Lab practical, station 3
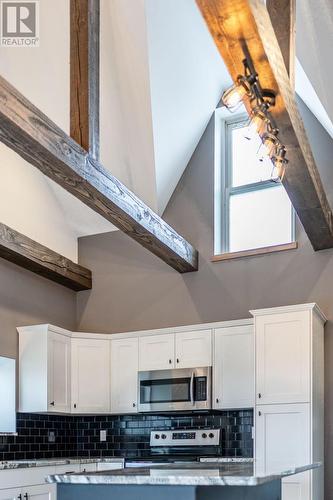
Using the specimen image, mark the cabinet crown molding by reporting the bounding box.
[250,303,326,323]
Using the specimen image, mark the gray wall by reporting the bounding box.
[0,259,76,359]
[77,99,333,498]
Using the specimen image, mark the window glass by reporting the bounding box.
[231,125,273,187]
[229,185,293,252]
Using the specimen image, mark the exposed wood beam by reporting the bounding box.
[0,75,198,273]
[196,0,333,251]
[70,0,100,159]
[0,223,92,291]
[266,0,296,88]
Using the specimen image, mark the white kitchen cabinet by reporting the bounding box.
[0,489,21,500]
[23,484,56,500]
[139,330,213,371]
[139,334,174,371]
[18,325,71,413]
[175,330,212,368]
[0,485,55,500]
[111,337,138,413]
[213,324,254,409]
[252,304,326,500]
[254,309,311,404]
[255,403,311,500]
[71,338,110,413]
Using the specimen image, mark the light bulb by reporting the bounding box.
[272,147,288,180]
[222,77,252,110]
[258,133,279,159]
[244,108,267,140]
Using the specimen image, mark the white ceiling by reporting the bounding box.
[296,0,333,127]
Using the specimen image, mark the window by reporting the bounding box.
[215,112,295,256]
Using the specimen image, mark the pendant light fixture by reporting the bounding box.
[221,58,288,180]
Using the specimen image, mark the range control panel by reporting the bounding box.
[150,429,220,446]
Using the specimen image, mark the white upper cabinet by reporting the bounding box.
[18,325,71,414]
[139,330,212,371]
[175,330,212,368]
[139,334,174,371]
[213,324,254,409]
[47,331,71,413]
[71,338,110,413]
[111,338,138,414]
[254,309,311,404]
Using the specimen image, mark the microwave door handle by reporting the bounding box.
[190,372,195,405]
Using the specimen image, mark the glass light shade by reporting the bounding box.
[273,157,287,180]
[258,133,279,159]
[222,77,251,110]
[244,109,267,140]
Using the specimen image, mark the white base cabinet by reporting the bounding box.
[0,489,22,500]
[213,324,254,409]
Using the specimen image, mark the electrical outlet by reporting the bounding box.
[100,430,106,442]
[48,431,56,443]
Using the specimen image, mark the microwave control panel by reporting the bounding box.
[150,428,220,446]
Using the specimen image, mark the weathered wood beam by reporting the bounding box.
[0,223,92,291]
[267,0,296,88]
[0,75,198,273]
[70,0,100,159]
[196,0,333,251]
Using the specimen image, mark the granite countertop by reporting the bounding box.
[47,462,321,487]
[0,457,124,470]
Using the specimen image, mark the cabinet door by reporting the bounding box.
[139,334,174,371]
[0,489,21,500]
[282,473,310,500]
[47,331,71,413]
[25,484,56,500]
[71,338,110,413]
[256,311,310,404]
[255,403,310,479]
[111,338,138,413]
[175,330,212,368]
[214,325,254,409]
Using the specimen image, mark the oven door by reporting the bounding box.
[138,367,211,412]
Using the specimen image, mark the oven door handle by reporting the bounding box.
[190,371,195,405]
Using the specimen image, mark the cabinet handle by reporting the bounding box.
[74,403,77,409]
[18,495,22,500]
[169,359,172,364]
[132,402,136,408]
[258,411,262,416]
[216,398,219,404]
[24,494,28,500]
[258,393,262,399]
[50,401,55,406]
[176,358,179,364]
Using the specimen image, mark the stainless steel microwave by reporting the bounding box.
[138,367,211,412]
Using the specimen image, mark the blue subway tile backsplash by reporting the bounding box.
[0,410,253,461]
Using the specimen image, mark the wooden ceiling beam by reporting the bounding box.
[0,75,198,273]
[266,0,296,88]
[70,0,100,159]
[0,223,92,291]
[196,0,333,251]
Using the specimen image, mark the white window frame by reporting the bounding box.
[214,108,296,255]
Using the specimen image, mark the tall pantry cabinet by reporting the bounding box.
[251,304,325,500]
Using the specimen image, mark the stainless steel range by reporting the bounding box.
[125,428,221,468]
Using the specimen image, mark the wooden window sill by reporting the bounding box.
[212,242,298,262]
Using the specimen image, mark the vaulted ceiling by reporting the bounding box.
[0,0,331,263]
